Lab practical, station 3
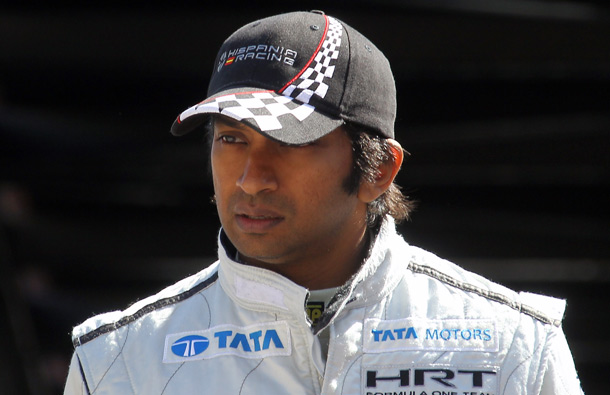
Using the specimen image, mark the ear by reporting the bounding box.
[357,139,404,203]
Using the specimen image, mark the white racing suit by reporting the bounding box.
[64,218,584,394]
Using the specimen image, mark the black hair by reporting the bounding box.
[343,124,414,228]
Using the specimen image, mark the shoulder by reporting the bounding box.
[72,261,220,347]
[403,245,565,327]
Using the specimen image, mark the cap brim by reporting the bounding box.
[170,87,344,145]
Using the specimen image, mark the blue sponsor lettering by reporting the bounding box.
[214,330,233,348]
[425,328,492,342]
[383,330,396,341]
[230,333,251,351]
[262,329,284,349]
[249,330,263,351]
[213,329,284,352]
[372,327,418,342]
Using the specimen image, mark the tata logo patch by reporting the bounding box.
[363,318,499,353]
[171,335,210,357]
[361,364,499,395]
[163,321,291,363]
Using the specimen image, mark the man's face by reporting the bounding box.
[211,116,368,275]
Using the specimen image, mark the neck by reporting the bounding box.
[237,225,371,290]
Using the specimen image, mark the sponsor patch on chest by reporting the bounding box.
[362,364,499,395]
[306,301,325,325]
[363,318,498,353]
[163,321,291,363]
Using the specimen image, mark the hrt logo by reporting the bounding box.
[366,369,496,388]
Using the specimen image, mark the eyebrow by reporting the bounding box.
[213,115,251,131]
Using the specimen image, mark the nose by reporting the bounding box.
[236,143,279,196]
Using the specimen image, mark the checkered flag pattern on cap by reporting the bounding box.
[177,16,344,133]
[282,16,343,105]
[182,91,316,132]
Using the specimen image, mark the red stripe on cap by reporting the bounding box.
[278,15,329,94]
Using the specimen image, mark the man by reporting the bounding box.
[64,10,583,394]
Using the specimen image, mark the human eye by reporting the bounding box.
[216,134,245,144]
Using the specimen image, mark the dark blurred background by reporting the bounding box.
[1,1,609,394]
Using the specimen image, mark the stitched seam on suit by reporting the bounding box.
[500,307,526,394]
[161,362,186,395]
[77,354,92,395]
[340,355,362,394]
[501,327,544,394]
[90,324,131,394]
[198,293,212,329]
[239,359,264,395]
[120,325,137,395]
[75,271,219,347]
[408,262,560,327]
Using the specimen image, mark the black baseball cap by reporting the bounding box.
[171,10,396,145]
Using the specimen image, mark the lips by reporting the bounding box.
[234,208,284,233]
